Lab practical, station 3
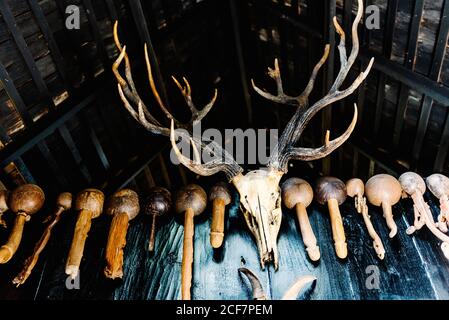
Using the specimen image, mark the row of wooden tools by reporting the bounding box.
[0,171,448,298]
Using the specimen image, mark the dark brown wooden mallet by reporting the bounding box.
[282,177,320,261]
[208,182,231,249]
[0,189,9,228]
[143,187,171,252]
[0,184,45,264]
[175,184,207,300]
[104,189,140,279]
[315,177,348,259]
[13,192,72,286]
[66,189,104,279]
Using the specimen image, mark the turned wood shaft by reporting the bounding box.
[148,214,157,252]
[0,214,27,263]
[13,207,64,285]
[327,198,347,259]
[66,209,93,279]
[382,202,397,238]
[104,212,130,279]
[295,203,318,259]
[181,208,195,300]
[210,198,225,248]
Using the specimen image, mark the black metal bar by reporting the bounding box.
[58,124,92,184]
[230,0,253,125]
[105,0,119,21]
[27,0,70,86]
[392,0,425,147]
[0,1,50,99]
[0,91,97,167]
[128,0,170,107]
[0,62,33,126]
[36,141,69,188]
[435,115,449,172]
[82,0,110,66]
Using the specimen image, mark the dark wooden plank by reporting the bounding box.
[27,0,69,86]
[0,0,50,99]
[105,0,119,22]
[434,114,449,172]
[36,140,69,188]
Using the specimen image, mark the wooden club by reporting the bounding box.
[104,189,139,279]
[281,177,320,261]
[315,177,348,259]
[175,184,207,300]
[13,192,72,286]
[0,184,45,264]
[208,182,231,249]
[66,189,104,279]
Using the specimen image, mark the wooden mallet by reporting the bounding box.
[143,187,171,252]
[281,177,320,261]
[13,192,72,286]
[365,174,402,238]
[208,182,231,249]
[0,189,9,228]
[104,189,140,279]
[0,184,45,264]
[66,189,104,279]
[315,177,348,259]
[175,184,207,300]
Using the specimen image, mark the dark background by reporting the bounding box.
[0,0,448,299]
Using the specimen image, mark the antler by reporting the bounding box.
[112,21,243,180]
[252,0,374,172]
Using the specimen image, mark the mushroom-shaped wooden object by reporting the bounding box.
[0,184,45,264]
[315,177,348,259]
[426,173,449,232]
[281,177,320,261]
[175,184,207,300]
[400,172,449,259]
[208,182,231,249]
[104,189,139,279]
[66,189,104,279]
[0,190,9,228]
[346,178,385,259]
[142,187,171,252]
[13,192,72,286]
[365,174,401,238]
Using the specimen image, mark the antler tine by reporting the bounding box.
[113,22,159,125]
[170,121,242,179]
[284,104,358,162]
[172,76,219,124]
[267,0,373,172]
[251,45,330,107]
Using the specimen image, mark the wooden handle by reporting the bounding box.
[104,212,130,279]
[361,203,385,260]
[210,198,225,248]
[148,214,157,252]
[181,208,195,300]
[382,202,397,238]
[327,199,347,259]
[295,203,320,261]
[66,209,93,279]
[13,207,64,286]
[0,214,27,264]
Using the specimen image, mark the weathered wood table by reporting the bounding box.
[0,173,448,300]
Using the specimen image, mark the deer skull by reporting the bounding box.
[233,169,283,269]
[112,0,373,270]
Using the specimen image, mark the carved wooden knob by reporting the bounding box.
[282,178,319,261]
[104,189,139,279]
[143,187,171,252]
[0,184,45,264]
[366,174,401,238]
[208,182,231,249]
[66,189,104,279]
[315,177,347,259]
[175,184,207,300]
